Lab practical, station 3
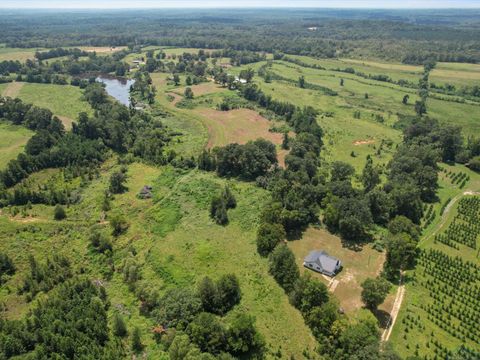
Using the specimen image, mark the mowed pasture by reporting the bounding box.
[198,108,282,147]
[16,83,93,128]
[197,107,289,166]
[254,74,402,170]
[0,122,33,169]
[1,82,24,98]
[0,47,44,61]
[171,82,228,97]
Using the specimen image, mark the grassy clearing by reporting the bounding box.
[17,83,93,126]
[1,81,24,98]
[0,47,43,61]
[126,167,317,358]
[289,228,385,314]
[171,82,228,97]
[0,121,33,169]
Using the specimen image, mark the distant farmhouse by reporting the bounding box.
[303,250,342,277]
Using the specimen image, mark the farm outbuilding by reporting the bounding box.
[303,250,342,277]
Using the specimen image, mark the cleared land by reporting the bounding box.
[289,228,385,314]
[0,122,33,169]
[197,107,288,166]
[198,108,282,147]
[172,82,228,97]
[17,83,93,126]
[0,47,43,61]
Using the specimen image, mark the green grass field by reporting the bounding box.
[16,83,93,127]
[0,121,33,169]
[0,46,43,62]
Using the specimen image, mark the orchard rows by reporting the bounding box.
[434,197,480,249]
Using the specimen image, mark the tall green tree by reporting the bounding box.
[361,155,381,192]
[269,245,299,293]
[361,277,391,310]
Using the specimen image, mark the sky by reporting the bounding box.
[1,0,480,9]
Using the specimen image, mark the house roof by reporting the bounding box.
[304,250,340,274]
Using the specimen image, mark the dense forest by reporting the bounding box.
[1,9,480,63]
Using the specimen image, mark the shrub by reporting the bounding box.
[187,313,227,354]
[54,204,66,220]
[210,196,228,225]
[110,213,129,236]
[227,313,264,356]
[109,171,127,194]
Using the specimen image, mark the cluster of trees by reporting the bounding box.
[1,49,131,84]
[0,278,123,358]
[0,97,106,189]
[199,139,278,181]
[0,60,22,75]
[210,186,236,225]
[130,71,156,104]
[122,264,264,359]
[0,83,173,202]
[35,47,89,60]
[20,255,73,300]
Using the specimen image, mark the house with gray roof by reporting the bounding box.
[303,250,342,277]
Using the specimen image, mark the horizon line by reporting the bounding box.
[1,6,480,10]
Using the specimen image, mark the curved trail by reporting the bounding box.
[382,190,480,343]
[422,190,480,244]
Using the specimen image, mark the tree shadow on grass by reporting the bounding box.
[372,308,392,330]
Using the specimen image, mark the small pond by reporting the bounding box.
[96,76,135,106]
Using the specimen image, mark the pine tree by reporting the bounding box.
[281,133,290,150]
[113,313,128,337]
[131,326,143,352]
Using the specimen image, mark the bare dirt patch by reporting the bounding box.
[56,116,74,130]
[2,82,24,98]
[289,227,385,313]
[353,139,375,146]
